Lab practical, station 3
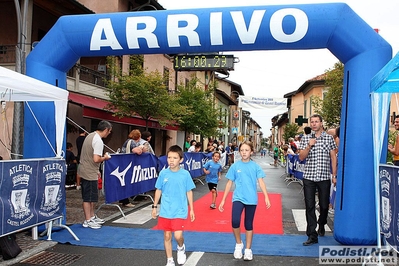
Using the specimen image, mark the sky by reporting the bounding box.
[157,0,399,134]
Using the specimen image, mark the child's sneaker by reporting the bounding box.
[82,219,101,229]
[177,244,186,265]
[244,248,253,261]
[210,203,216,209]
[92,215,105,225]
[166,258,175,266]
[234,242,243,259]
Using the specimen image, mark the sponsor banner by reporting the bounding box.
[319,245,398,265]
[158,152,226,178]
[103,152,227,204]
[0,159,65,237]
[287,154,305,180]
[103,153,158,204]
[379,165,398,249]
[239,96,287,111]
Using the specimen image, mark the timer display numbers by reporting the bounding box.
[174,54,234,71]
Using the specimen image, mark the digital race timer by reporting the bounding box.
[174,54,234,71]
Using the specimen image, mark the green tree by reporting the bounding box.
[105,55,182,130]
[176,78,220,137]
[311,62,344,128]
[283,123,300,142]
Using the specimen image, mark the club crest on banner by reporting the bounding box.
[39,162,65,218]
[8,163,34,224]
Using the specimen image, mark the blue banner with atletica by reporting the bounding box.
[0,158,66,237]
[379,164,399,249]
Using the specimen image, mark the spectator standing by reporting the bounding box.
[203,151,223,209]
[205,144,215,153]
[119,129,149,207]
[65,142,77,186]
[289,137,298,153]
[219,141,271,261]
[326,127,340,215]
[261,147,267,157]
[219,141,225,153]
[141,131,155,155]
[388,116,399,166]
[187,140,197,152]
[225,143,232,165]
[282,144,295,156]
[75,126,87,190]
[294,135,300,150]
[184,136,191,152]
[78,120,112,229]
[151,145,195,266]
[304,126,312,135]
[121,129,148,154]
[298,114,337,246]
[271,144,279,167]
[194,142,202,152]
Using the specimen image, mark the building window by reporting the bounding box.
[163,67,170,89]
[304,100,307,118]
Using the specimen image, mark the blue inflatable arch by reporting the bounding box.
[26,3,392,245]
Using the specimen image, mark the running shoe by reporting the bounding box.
[82,219,101,229]
[92,215,105,224]
[244,248,253,261]
[177,244,186,265]
[166,260,175,266]
[234,242,243,259]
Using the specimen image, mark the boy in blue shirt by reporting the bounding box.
[203,151,223,209]
[152,145,195,266]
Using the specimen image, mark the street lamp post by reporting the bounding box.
[230,90,241,144]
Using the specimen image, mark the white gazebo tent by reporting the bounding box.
[0,66,68,157]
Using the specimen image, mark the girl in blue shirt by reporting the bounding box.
[203,151,223,209]
[219,141,271,261]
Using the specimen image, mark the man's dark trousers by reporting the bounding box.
[303,179,330,239]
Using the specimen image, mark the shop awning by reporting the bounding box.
[68,92,178,130]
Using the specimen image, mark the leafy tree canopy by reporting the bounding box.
[105,55,183,129]
[176,78,220,137]
[283,123,300,142]
[311,61,343,128]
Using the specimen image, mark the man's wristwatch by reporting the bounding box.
[152,205,157,208]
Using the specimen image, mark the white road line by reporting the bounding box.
[292,209,331,232]
[184,251,204,266]
[112,205,153,224]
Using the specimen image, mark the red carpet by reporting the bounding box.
[153,192,283,234]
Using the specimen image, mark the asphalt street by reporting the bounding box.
[6,154,331,266]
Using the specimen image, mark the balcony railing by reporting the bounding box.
[0,45,109,88]
[67,64,110,87]
[0,45,16,64]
